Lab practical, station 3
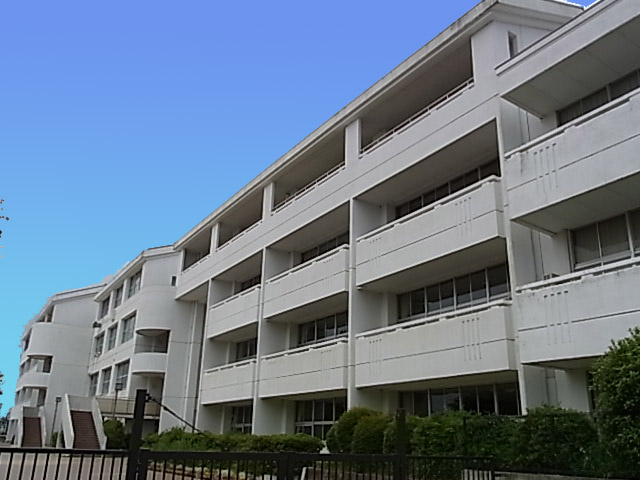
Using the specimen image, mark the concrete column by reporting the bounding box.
[347,198,386,410]
[262,182,276,218]
[518,365,551,411]
[345,119,361,167]
[556,369,591,412]
[210,223,220,252]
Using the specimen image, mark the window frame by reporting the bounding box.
[120,313,136,344]
[100,367,112,395]
[127,271,142,299]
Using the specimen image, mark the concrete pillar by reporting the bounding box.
[262,182,276,218]
[556,369,591,412]
[210,223,220,252]
[519,365,551,411]
[345,119,361,167]
[347,198,386,410]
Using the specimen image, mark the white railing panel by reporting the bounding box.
[207,286,261,339]
[200,359,256,405]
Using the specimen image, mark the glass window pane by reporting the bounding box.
[422,190,436,208]
[305,323,316,343]
[335,397,346,419]
[325,316,336,339]
[430,390,446,415]
[324,400,334,421]
[426,285,440,314]
[461,387,478,413]
[630,209,640,252]
[314,400,324,421]
[435,184,449,201]
[397,203,409,219]
[477,385,496,414]
[470,270,487,304]
[414,392,428,417]
[316,319,326,341]
[610,71,640,99]
[303,401,313,422]
[463,169,480,187]
[398,293,411,320]
[336,312,348,335]
[480,160,500,178]
[444,388,460,411]
[440,281,454,311]
[456,275,471,307]
[488,265,509,299]
[581,88,608,114]
[410,289,425,317]
[558,100,582,126]
[598,215,630,261]
[409,196,422,213]
[298,324,307,345]
[450,176,464,194]
[573,224,600,266]
[496,383,520,415]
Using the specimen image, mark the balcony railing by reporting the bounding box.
[272,163,346,214]
[201,359,257,405]
[361,78,474,155]
[96,396,161,417]
[217,220,262,251]
[207,285,260,339]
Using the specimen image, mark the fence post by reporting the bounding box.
[126,389,147,480]
[395,408,407,480]
[277,452,290,480]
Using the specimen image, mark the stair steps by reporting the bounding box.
[70,410,100,449]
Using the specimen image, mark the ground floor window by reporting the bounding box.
[295,396,346,439]
[400,382,520,416]
[230,404,253,434]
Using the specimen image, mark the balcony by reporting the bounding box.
[516,258,640,367]
[96,396,161,418]
[263,246,349,318]
[259,338,348,398]
[200,359,256,405]
[356,178,504,287]
[130,352,167,375]
[355,301,515,388]
[505,91,640,233]
[207,286,260,339]
[15,371,50,391]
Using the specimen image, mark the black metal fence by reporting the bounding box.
[137,451,494,480]
[0,447,128,480]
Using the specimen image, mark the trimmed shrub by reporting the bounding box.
[512,405,597,471]
[463,415,519,464]
[103,419,129,449]
[411,411,470,456]
[332,407,378,453]
[351,414,390,454]
[382,415,420,454]
[325,425,339,453]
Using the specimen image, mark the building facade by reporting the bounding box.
[7,284,104,446]
[8,0,640,444]
[174,0,640,436]
[87,246,203,434]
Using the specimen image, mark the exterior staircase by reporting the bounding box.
[22,417,42,447]
[70,411,100,449]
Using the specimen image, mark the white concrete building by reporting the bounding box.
[7,284,104,447]
[171,0,640,437]
[87,246,203,434]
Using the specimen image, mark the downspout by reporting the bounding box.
[191,297,207,430]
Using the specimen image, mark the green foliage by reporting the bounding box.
[512,406,597,471]
[325,425,339,453]
[142,428,322,453]
[332,407,378,453]
[382,415,420,454]
[461,415,519,463]
[103,419,129,449]
[351,414,390,454]
[411,411,470,456]
[591,327,640,465]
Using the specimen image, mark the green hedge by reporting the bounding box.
[329,407,378,453]
[103,419,129,449]
[143,428,322,453]
[351,414,391,454]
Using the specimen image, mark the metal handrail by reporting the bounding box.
[361,77,474,155]
[272,162,346,214]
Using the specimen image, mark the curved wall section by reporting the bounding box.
[131,352,168,375]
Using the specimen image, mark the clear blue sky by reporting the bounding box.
[0,0,593,415]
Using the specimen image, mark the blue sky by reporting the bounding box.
[0,0,593,415]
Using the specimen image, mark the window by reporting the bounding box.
[557,68,640,126]
[121,314,136,344]
[127,271,142,298]
[94,333,105,357]
[295,397,346,439]
[99,297,110,318]
[298,311,348,346]
[395,160,500,220]
[300,232,349,264]
[397,264,509,321]
[508,32,518,58]
[170,275,177,287]
[235,338,257,362]
[114,286,124,308]
[571,209,640,270]
[89,374,99,396]
[239,275,261,293]
[107,326,118,350]
[401,382,520,416]
[230,405,253,434]
[100,368,112,394]
[115,361,130,391]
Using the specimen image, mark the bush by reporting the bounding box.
[512,406,597,472]
[103,419,129,449]
[325,425,339,453]
[591,327,640,465]
[142,428,322,453]
[411,411,470,456]
[463,415,519,464]
[382,415,420,454]
[332,407,378,453]
[351,414,390,454]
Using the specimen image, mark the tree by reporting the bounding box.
[0,370,4,395]
[591,327,640,464]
